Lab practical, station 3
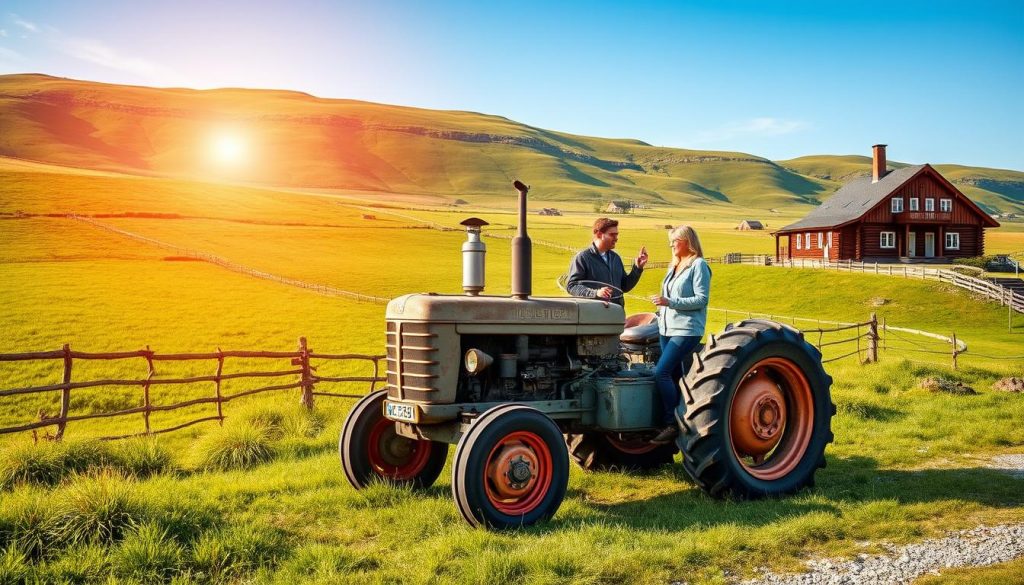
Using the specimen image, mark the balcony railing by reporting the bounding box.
[894,211,952,223]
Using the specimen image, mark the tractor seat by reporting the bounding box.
[620,312,659,346]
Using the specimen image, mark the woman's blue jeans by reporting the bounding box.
[655,335,702,425]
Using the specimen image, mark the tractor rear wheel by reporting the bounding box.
[452,404,569,529]
[340,390,448,490]
[677,319,835,498]
[566,432,676,472]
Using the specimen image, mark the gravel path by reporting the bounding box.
[740,524,1024,585]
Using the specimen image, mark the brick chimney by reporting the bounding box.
[872,144,887,183]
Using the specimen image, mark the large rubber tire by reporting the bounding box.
[452,404,569,529]
[566,432,676,472]
[677,319,835,498]
[340,390,448,490]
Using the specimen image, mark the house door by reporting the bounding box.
[924,233,935,257]
[908,232,916,257]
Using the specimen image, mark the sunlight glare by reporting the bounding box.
[209,133,248,167]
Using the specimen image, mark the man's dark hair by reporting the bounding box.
[593,217,619,234]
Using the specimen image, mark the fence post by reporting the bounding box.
[866,312,878,363]
[298,337,315,409]
[215,349,225,425]
[951,332,958,370]
[55,343,72,441]
[143,346,154,434]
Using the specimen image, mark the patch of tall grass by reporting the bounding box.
[192,421,275,471]
[110,522,184,583]
[190,523,286,581]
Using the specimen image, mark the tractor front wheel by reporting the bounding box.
[339,390,448,490]
[452,404,569,529]
[678,319,835,498]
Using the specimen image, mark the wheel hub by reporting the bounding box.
[487,442,538,498]
[731,370,787,458]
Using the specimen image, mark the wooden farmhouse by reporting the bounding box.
[773,145,999,263]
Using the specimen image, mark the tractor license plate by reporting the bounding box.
[384,400,418,423]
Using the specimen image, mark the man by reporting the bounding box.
[567,217,648,306]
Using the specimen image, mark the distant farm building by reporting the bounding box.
[538,208,562,216]
[605,200,632,214]
[737,220,764,230]
[772,145,999,263]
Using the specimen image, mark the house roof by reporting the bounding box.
[608,200,631,207]
[774,165,926,233]
[740,219,764,226]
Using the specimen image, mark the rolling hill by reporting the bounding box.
[1,73,1022,214]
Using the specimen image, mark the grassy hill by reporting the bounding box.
[5,73,1020,216]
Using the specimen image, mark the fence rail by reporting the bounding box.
[0,337,385,441]
[772,258,1024,313]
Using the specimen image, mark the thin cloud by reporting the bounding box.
[0,46,24,61]
[694,117,810,145]
[11,15,38,33]
[41,23,189,85]
[0,29,8,37]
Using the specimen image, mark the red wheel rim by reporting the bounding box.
[367,418,432,480]
[483,431,553,515]
[604,433,663,455]
[729,357,814,481]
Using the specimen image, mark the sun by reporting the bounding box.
[208,132,248,167]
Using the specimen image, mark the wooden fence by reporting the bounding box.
[772,258,1024,313]
[0,337,384,442]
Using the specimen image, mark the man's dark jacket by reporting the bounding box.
[566,243,643,307]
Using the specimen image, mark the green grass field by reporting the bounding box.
[1,161,1023,584]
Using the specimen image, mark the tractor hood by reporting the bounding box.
[386,294,625,335]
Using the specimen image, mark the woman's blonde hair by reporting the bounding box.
[668,225,703,268]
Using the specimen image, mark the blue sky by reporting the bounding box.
[1,0,1021,170]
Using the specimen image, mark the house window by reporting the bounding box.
[945,232,960,249]
[827,232,833,247]
[940,199,952,212]
[817,232,823,248]
[796,234,802,250]
[880,231,896,249]
[891,198,903,213]
[925,198,935,212]
[910,198,919,211]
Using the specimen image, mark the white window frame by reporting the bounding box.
[827,232,833,247]
[945,232,960,249]
[925,198,935,212]
[817,232,823,248]
[880,231,896,249]
[940,198,952,212]
[796,233,802,250]
[891,198,903,213]
[909,197,919,211]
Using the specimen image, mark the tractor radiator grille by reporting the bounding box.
[385,321,440,400]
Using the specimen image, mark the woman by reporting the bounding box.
[650,225,711,444]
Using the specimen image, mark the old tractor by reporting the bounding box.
[340,180,834,529]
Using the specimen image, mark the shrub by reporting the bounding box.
[111,438,175,478]
[193,422,275,471]
[111,522,184,583]
[57,470,148,545]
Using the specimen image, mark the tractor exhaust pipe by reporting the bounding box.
[511,180,532,299]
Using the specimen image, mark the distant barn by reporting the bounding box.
[538,208,562,216]
[737,220,764,230]
[772,145,999,263]
[605,200,632,214]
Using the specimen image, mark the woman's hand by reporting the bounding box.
[651,295,669,307]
